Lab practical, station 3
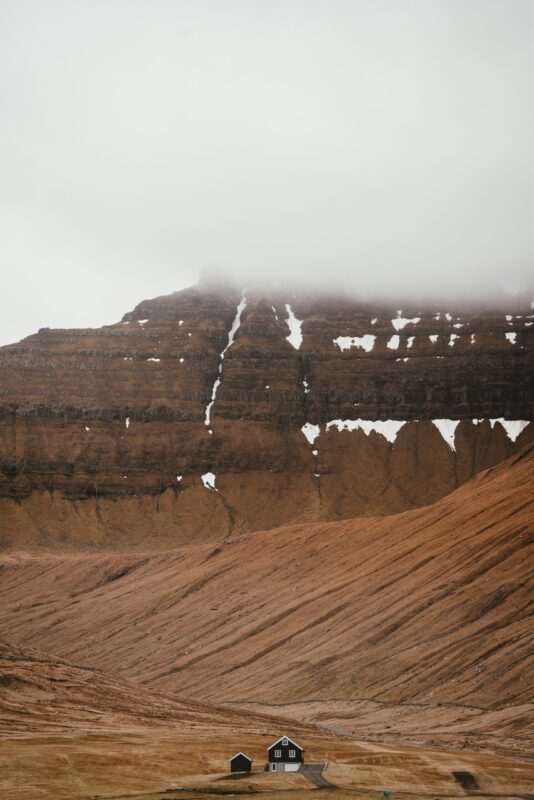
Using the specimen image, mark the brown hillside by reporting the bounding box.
[1,445,532,755]
[2,641,533,800]
[0,286,532,549]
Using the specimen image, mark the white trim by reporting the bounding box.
[268,736,304,751]
[230,752,253,761]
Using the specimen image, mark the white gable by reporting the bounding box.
[268,736,304,751]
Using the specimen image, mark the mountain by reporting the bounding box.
[1,444,532,757]
[0,284,532,550]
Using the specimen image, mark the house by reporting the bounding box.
[267,736,304,772]
[229,752,253,773]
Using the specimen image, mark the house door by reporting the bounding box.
[271,763,276,772]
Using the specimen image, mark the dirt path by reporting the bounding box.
[299,763,333,788]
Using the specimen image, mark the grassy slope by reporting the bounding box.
[0,445,532,757]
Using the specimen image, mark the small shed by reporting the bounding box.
[230,752,253,773]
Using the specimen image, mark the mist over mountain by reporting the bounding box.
[1,0,534,344]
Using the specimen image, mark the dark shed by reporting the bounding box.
[230,752,253,773]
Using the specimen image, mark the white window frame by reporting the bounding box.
[282,737,288,746]
[289,749,296,758]
[274,749,282,758]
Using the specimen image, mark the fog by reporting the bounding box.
[1,0,533,344]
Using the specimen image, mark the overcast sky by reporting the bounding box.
[1,0,533,345]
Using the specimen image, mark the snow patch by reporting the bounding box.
[179,320,184,326]
[179,357,185,363]
[147,357,160,362]
[505,314,513,322]
[370,317,378,325]
[176,475,183,482]
[325,419,407,444]
[429,335,438,343]
[391,315,420,331]
[125,417,130,429]
[453,323,464,328]
[312,449,318,456]
[303,377,310,393]
[138,319,148,325]
[301,422,320,445]
[285,304,303,349]
[432,419,460,450]
[201,472,217,491]
[334,334,376,352]
[489,419,529,442]
[272,306,278,320]
[407,336,415,349]
[387,335,400,350]
[205,295,247,427]
[445,313,453,322]
[85,426,90,432]
[505,332,517,344]
[470,333,476,344]
[449,334,459,347]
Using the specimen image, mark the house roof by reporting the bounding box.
[230,752,253,761]
[268,736,304,751]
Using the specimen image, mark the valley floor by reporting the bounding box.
[4,726,534,800]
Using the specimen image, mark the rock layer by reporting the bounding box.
[0,285,532,549]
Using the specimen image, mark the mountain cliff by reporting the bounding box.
[0,284,532,549]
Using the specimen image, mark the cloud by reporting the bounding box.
[1,0,533,343]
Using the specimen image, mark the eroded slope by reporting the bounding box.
[1,446,532,754]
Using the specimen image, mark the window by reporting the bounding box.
[282,737,288,746]
[289,749,296,758]
[274,749,281,758]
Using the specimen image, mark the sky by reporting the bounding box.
[1,0,533,345]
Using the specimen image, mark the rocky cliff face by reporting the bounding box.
[0,284,532,549]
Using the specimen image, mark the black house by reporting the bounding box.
[229,752,253,773]
[267,736,304,772]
